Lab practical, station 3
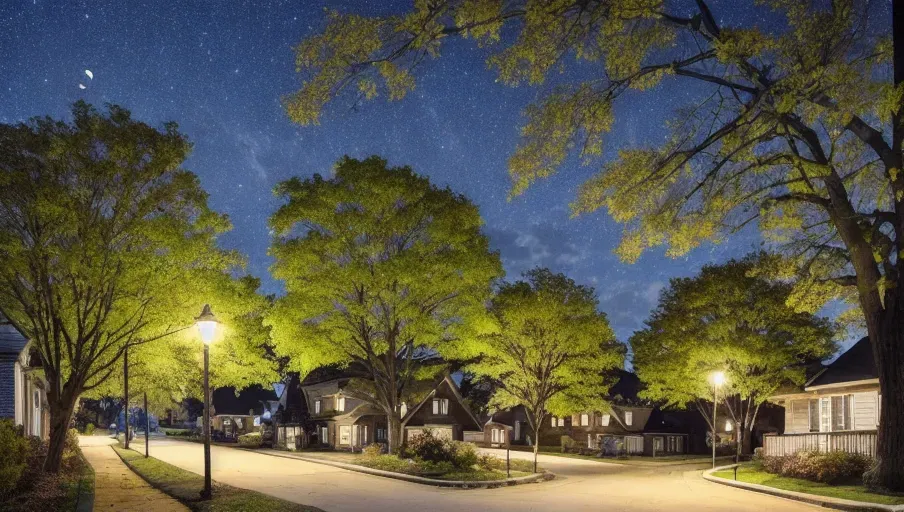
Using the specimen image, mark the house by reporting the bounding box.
[0,313,48,439]
[766,337,880,456]
[209,384,278,437]
[485,371,690,456]
[301,370,483,450]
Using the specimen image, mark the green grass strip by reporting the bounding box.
[712,464,904,506]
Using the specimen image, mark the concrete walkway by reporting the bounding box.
[79,436,188,512]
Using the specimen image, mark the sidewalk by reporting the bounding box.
[79,437,188,511]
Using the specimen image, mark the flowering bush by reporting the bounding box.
[761,450,873,484]
[362,442,385,458]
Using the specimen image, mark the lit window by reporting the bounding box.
[602,414,611,426]
[314,400,321,414]
[339,425,350,444]
[558,417,565,427]
[551,416,557,428]
[432,398,449,415]
[725,420,733,432]
[580,414,589,426]
[337,397,346,412]
[625,411,633,426]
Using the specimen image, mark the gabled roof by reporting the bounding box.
[806,337,877,389]
[402,375,483,431]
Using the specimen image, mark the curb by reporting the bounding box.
[703,465,904,512]
[251,448,556,488]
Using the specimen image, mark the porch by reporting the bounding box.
[762,430,877,457]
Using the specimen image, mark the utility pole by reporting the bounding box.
[123,346,129,449]
[144,391,149,457]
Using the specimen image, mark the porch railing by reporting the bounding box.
[762,431,877,457]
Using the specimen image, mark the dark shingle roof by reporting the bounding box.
[0,314,28,356]
[807,337,877,388]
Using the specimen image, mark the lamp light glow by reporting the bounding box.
[195,304,219,344]
[711,371,726,387]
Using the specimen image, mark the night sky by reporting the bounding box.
[1,1,807,344]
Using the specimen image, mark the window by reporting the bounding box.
[491,428,502,443]
[551,416,557,428]
[601,414,610,426]
[624,411,633,426]
[314,400,321,414]
[831,395,853,431]
[376,428,386,441]
[432,398,449,415]
[819,397,831,432]
[580,414,589,426]
[337,396,346,412]
[558,417,565,427]
[808,399,819,432]
[653,436,663,452]
[339,425,351,445]
[725,420,733,432]
[320,426,328,443]
[224,418,232,426]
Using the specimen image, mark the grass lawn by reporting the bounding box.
[113,445,322,511]
[712,464,904,506]
[505,445,721,466]
[293,450,535,481]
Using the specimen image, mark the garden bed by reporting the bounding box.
[711,464,904,506]
[112,445,322,511]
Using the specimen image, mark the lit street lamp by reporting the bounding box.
[710,371,726,469]
[196,304,219,500]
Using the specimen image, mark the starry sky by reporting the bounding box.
[0,1,812,344]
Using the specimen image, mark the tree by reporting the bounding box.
[631,255,837,456]
[266,156,502,453]
[287,0,904,489]
[468,268,623,471]
[0,102,275,472]
[458,372,495,418]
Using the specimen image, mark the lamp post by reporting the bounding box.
[196,304,219,500]
[711,371,726,469]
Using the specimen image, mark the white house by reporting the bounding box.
[767,337,879,456]
[0,313,48,439]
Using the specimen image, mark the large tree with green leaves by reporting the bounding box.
[631,255,837,456]
[0,102,275,472]
[467,268,623,471]
[266,156,502,452]
[287,0,904,489]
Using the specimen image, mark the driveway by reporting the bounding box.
[144,438,816,511]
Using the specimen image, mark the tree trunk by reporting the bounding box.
[862,293,904,491]
[387,413,402,454]
[42,391,77,473]
[741,425,753,456]
[533,427,540,473]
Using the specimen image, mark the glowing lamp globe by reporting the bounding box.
[195,304,219,344]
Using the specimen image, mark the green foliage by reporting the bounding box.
[238,432,263,448]
[467,268,623,438]
[400,430,477,470]
[0,421,29,497]
[0,102,276,470]
[762,451,874,485]
[362,442,384,458]
[267,156,502,449]
[83,423,95,436]
[476,453,536,473]
[631,254,837,434]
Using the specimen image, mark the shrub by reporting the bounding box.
[403,429,452,463]
[84,423,95,436]
[362,443,384,458]
[450,441,478,469]
[476,454,536,473]
[61,429,82,471]
[0,420,29,498]
[560,435,575,453]
[761,450,873,484]
[238,432,262,448]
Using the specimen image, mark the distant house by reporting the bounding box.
[0,313,48,439]
[484,371,690,456]
[210,384,278,437]
[766,337,880,457]
[300,370,483,450]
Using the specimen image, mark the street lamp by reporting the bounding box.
[196,304,219,500]
[710,371,726,469]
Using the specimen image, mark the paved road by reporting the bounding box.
[142,438,816,511]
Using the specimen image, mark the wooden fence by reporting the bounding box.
[762,431,877,457]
